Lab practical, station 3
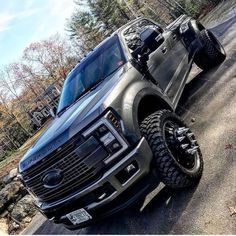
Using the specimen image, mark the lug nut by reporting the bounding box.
[165,127,174,134]
[176,127,189,135]
[187,132,194,138]
[181,143,189,149]
[191,140,197,145]
[187,146,199,155]
[177,136,185,142]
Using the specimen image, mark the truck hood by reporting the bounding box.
[19,64,128,172]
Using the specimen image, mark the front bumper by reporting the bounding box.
[37,137,153,229]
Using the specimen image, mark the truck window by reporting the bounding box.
[57,35,126,114]
[123,19,162,53]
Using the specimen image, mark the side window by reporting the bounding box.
[123,20,162,53]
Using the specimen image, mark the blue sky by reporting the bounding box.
[0,0,77,67]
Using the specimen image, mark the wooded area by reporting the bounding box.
[0,0,223,161]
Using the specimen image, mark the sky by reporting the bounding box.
[0,0,77,67]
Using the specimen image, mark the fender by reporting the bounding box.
[119,82,173,144]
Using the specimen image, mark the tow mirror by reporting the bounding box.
[140,27,164,53]
[131,27,164,64]
[50,107,57,118]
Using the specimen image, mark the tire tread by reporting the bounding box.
[140,110,203,189]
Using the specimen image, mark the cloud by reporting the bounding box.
[0,8,39,32]
[17,8,39,19]
[0,13,15,32]
[28,0,76,43]
[0,0,77,66]
[0,26,11,32]
[48,0,75,18]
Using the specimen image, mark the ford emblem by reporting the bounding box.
[42,170,63,188]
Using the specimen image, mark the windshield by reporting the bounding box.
[57,35,126,114]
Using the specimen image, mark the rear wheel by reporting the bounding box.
[194,29,226,70]
[140,110,203,189]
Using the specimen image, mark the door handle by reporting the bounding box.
[161,47,167,54]
[173,34,177,40]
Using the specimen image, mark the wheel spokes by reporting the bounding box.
[163,121,199,170]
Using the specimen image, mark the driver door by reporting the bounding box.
[146,29,175,91]
[123,19,174,91]
[123,19,190,102]
[147,28,191,102]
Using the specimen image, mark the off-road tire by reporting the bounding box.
[140,110,203,189]
[194,29,226,70]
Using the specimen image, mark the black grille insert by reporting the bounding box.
[22,135,108,203]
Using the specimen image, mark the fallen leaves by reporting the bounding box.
[228,206,236,216]
[225,143,234,150]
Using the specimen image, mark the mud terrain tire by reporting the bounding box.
[140,110,203,188]
[194,29,226,70]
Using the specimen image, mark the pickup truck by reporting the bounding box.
[18,15,226,229]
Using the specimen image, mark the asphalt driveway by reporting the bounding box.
[22,15,236,235]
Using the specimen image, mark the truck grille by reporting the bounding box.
[22,135,108,203]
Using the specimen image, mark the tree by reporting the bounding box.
[67,0,132,55]
[0,67,32,133]
[23,34,77,85]
[0,34,78,153]
[68,11,104,54]
[0,90,31,138]
[88,0,131,34]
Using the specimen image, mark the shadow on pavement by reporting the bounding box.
[210,15,236,36]
[75,185,198,234]
[33,184,198,234]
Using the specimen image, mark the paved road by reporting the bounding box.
[22,16,236,235]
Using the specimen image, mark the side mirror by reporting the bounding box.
[131,27,164,64]
[50,107,57,118]
[140,27,164,53]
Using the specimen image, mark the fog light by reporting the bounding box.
[116,161,139,184]
[125,164,136,173]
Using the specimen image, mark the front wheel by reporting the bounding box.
[140,110,203,189]
[194,29,226,70]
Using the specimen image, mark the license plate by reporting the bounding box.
[66,208,92,225]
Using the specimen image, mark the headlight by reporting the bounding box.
[82,111,128,164]
[105,111,121,130]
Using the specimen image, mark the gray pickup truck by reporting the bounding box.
[18,15,226,229]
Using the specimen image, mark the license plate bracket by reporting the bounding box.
[66,208,92,225]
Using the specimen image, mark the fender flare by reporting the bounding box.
[120,85,173,144]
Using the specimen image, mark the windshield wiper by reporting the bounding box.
[102,65,123,80]
[89,79,105,92]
